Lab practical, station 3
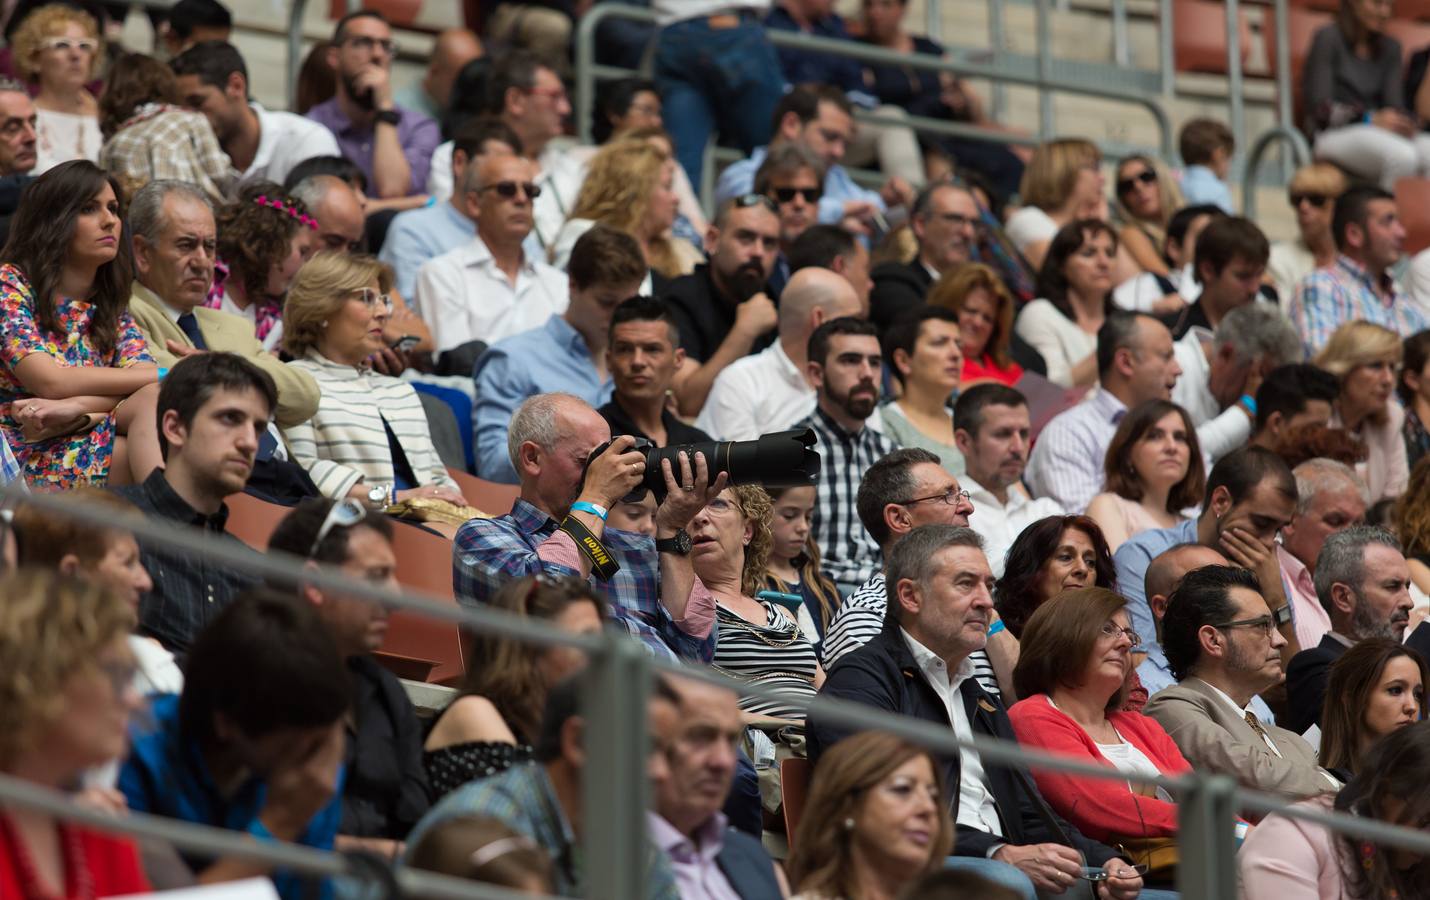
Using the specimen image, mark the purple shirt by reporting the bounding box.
[647,812,743,900]
[305,98,439,196]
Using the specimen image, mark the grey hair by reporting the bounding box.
[0,76,26,95]
[128,179,214,245]
[885,525,986,615]
[507,392,584,471]
[1292,457,1369,516]
[1313,525,1402,613]
[288,175,343,213]
[1211,304,1302,368]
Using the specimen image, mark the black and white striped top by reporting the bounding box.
[713,602,820,722]
[797,406,896,588]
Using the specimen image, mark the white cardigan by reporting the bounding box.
[282,349,457,499]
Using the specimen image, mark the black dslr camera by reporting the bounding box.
[585,429,822,502]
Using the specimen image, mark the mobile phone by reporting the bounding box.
[389,334,420,353]
[756,590,804,613]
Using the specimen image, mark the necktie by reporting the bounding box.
[1244,710,1275,748]
[176,312,207,350]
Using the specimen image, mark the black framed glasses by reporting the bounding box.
[1115,169,1157,195]
[480,181,542,200]
[733,193,778,213]
[1213,604,1292,636]
[1288,192,1329,208]
[902,487,971,508]
[771,187,820,205]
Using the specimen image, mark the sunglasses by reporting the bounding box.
[480,181,542,200]
[733,193,778,213]
[1116,170,1157,195]
[40,37,97,53]
[309,498,368,557]
[771,187,820,204]
[1289,192,1329,208]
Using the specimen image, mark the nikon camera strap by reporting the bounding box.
[559,515,621,582]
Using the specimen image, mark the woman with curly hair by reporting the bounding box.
[1086,400,1206,551]
[11,4,102,172]
[423,574,606,799]
[787,731,953,900]
[993,514,1117,640]
[97,52,232,203]
[0,569,150,896]
[549,136,699,279]
[691,483,825,722]
[0,159,163,489]
[207,180,318,351]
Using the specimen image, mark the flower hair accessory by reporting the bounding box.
[254,194,318,231]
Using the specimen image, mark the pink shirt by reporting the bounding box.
[1238,796,1349,900]
[648,812,743,900]
[1279,545,1331,653]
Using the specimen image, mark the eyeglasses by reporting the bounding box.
[480,181,542,201]
[1288,192,1329,208]
[343,35,398,55]
[733,193,778,213]
[523,85,568,102]
[1099,621,1141,646]
[771,187,820,204]
[1115,169,1157,195]
[902,487,972,508]
[930,211,981,231]
[353,287,393,315]
[309,498,368,557]
[40,37,97,53]
[1213,603,1292,637]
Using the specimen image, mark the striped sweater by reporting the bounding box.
[282,349,457,499]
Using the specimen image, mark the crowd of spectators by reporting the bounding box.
[7,0,1430,898]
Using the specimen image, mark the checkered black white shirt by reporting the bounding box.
[797,406,896,588]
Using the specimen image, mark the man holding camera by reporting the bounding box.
[453,392,726,661]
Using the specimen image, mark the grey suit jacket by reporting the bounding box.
[1144,676,1338,799]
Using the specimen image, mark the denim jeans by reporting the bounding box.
[653,15,786,186]
[941,857,1181,900]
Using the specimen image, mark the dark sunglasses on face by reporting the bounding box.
[1289,192,1329,209]
[481,181,542,200]
[771,187,821,204]
[1116,170,1157,195]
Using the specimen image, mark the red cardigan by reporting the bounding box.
[1008,694,1191,843]
[0,821,150,898]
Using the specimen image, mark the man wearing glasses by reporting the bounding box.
[306,10,440,200]
[868,182,979,332]
[1146,565,1341,799]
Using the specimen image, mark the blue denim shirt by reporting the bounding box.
[1180,164,1233,213]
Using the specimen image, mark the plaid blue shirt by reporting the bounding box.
[452,498,717,663]
[118,694,345,900]
[1290,255,1430,355]
[0,430,20,489]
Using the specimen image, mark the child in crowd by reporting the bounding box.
[1178,118,1235,214]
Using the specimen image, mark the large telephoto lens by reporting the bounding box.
[642,428,821,495]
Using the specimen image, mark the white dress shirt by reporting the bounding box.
[902,628,1004,838]
[412,234,570,353]
[427,139,586,257]
[965,478,1065,577]
[696,340,814,440]
[241,103,341,186]
[1025,387,1126,514]
[1171,327,1252,466]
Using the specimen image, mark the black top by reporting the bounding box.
[599,398,712,447]
[661,264,774,363]
[861,34,956,121]
[115,471,261,656]
[808,616,1119,864]
[424,741,534,801]
[340,655,431,839]
[1284,633,1349,736]
[1158,291,1280,341]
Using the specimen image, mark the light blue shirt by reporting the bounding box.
[472,315,613,483]
[1113,517,1200,651]
[715,145,884,225]
[1180,164,1233,214]
[1139,643,1276,726]
[379,199,476,299]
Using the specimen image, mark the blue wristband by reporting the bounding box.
[987,619,1007,637]
[156,366,169,381]
[571,501,608,521]
[1239,393,1256,415]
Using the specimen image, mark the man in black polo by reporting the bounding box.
[602,295,712,447]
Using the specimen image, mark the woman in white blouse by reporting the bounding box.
[1014,219,1117,388]
[11,5,102,173]
[282,252,468,506]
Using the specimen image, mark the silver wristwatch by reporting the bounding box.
[367,483,394,508]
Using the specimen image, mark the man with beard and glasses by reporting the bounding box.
[1146,565,1341,801]
[663,195,781,416]
[1284,526,1415,734]
[306,10,440,200]
[794,316,896,596]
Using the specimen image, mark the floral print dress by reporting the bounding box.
[0,264,154,489]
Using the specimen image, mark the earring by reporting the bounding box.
[842,818,855,831]
[321,320,328,328]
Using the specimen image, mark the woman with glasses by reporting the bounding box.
[1318,638,1427,782]
[1111,154,1183,280]
[1086,401,1205,552]
[1008,588,1193,890]
[928,262,1025,386]
[0,570,151,897]
[281,252,467,506]
[1315,321,1408,501]
[207,180,318,352]
[424,575,606,799]
[994,515,1117,642]
[10,5,102,173]
[1014,219,1117,388]
[1267,164,1347,307]
[1239,720,1430,898]
[880,306,966,477]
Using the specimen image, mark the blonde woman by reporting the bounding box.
[549,137,698,279]
[1315,321,1408,501]
[1112,154,1183,278]
[1268,164,1348,307]
[282,252,467,505]
[11,4,103,172]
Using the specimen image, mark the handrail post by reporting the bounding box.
[286,0,310,110]
[1035,0,1053,140]
[1241,125,1312,218]
[1273,0,1296,181]
[583,633,651,900]
[1158,0,1175,96]
[926,0,941,43]
[1176,774,1239,900]
[988,0,1006,120]
[1226,0,1245,179]
[1111,0,1130,68]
